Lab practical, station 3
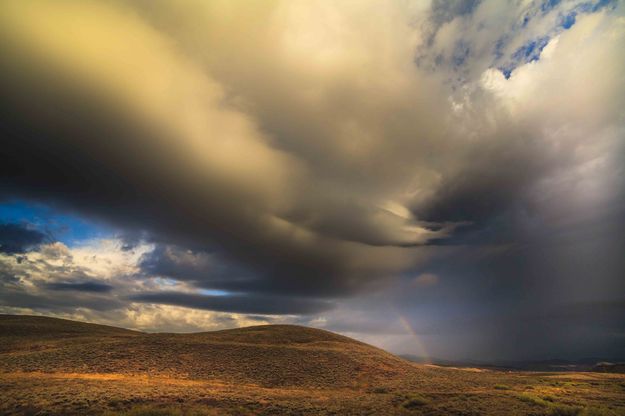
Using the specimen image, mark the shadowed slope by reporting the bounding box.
[0,315,140,338]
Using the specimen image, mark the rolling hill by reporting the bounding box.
[0,315,407,389]
[1,315,624,415]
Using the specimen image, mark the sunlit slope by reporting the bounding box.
[0,315,410,388]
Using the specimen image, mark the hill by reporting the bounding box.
[0,314,138,343]
[1,315,624,415]
[0,315,407,388]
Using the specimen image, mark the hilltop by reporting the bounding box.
[0,315,407,389]
[1,315,624,415]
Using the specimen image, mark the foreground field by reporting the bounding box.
[1,315,624,415]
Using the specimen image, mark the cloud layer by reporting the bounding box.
[0,0,624,359]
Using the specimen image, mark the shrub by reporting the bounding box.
[402,394,430,409]
[547,403,582,416]
[582,407,619,416]
[517,393,582,416]
[371,387,390,394]
[494,384,510,390]
[518,393,550,407]
[103,405,218,416]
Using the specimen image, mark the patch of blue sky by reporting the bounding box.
[541,0,562,14]
[571,0,617,15]
[559,0,616,29]
[496,0,617,79]
[559,11,577,29]
[498,36,549,79]
[198,288,230,296]
[0,199,114,247]
[512,36,550,63]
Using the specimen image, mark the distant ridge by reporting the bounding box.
[401,353,625,373]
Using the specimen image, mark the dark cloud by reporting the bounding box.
[129,292,333,315]
[138,244,254,288]
[0,223,47,254]
[136,243,390,298]
[386,215,625,360]
[45,281,114,293]
[0,289,124,312]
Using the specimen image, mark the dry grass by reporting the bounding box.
[1,315,624,415]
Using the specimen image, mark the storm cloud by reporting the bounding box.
[46,281,114,293]
[129,292,332,315]
[0,0,624,359]
[0,223,47,254]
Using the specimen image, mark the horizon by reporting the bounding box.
[1,0,624,363]
[5,313,625,365]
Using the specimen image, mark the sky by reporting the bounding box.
[0,0,624,362]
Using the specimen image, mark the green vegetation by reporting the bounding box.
[494,384,511,390]
[402,393,430,409]
[515,393,619,416]
[518,392,551,406]
[547,404,583,416]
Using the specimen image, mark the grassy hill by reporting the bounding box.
[1,315,624,415]
[0,315,407,388]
